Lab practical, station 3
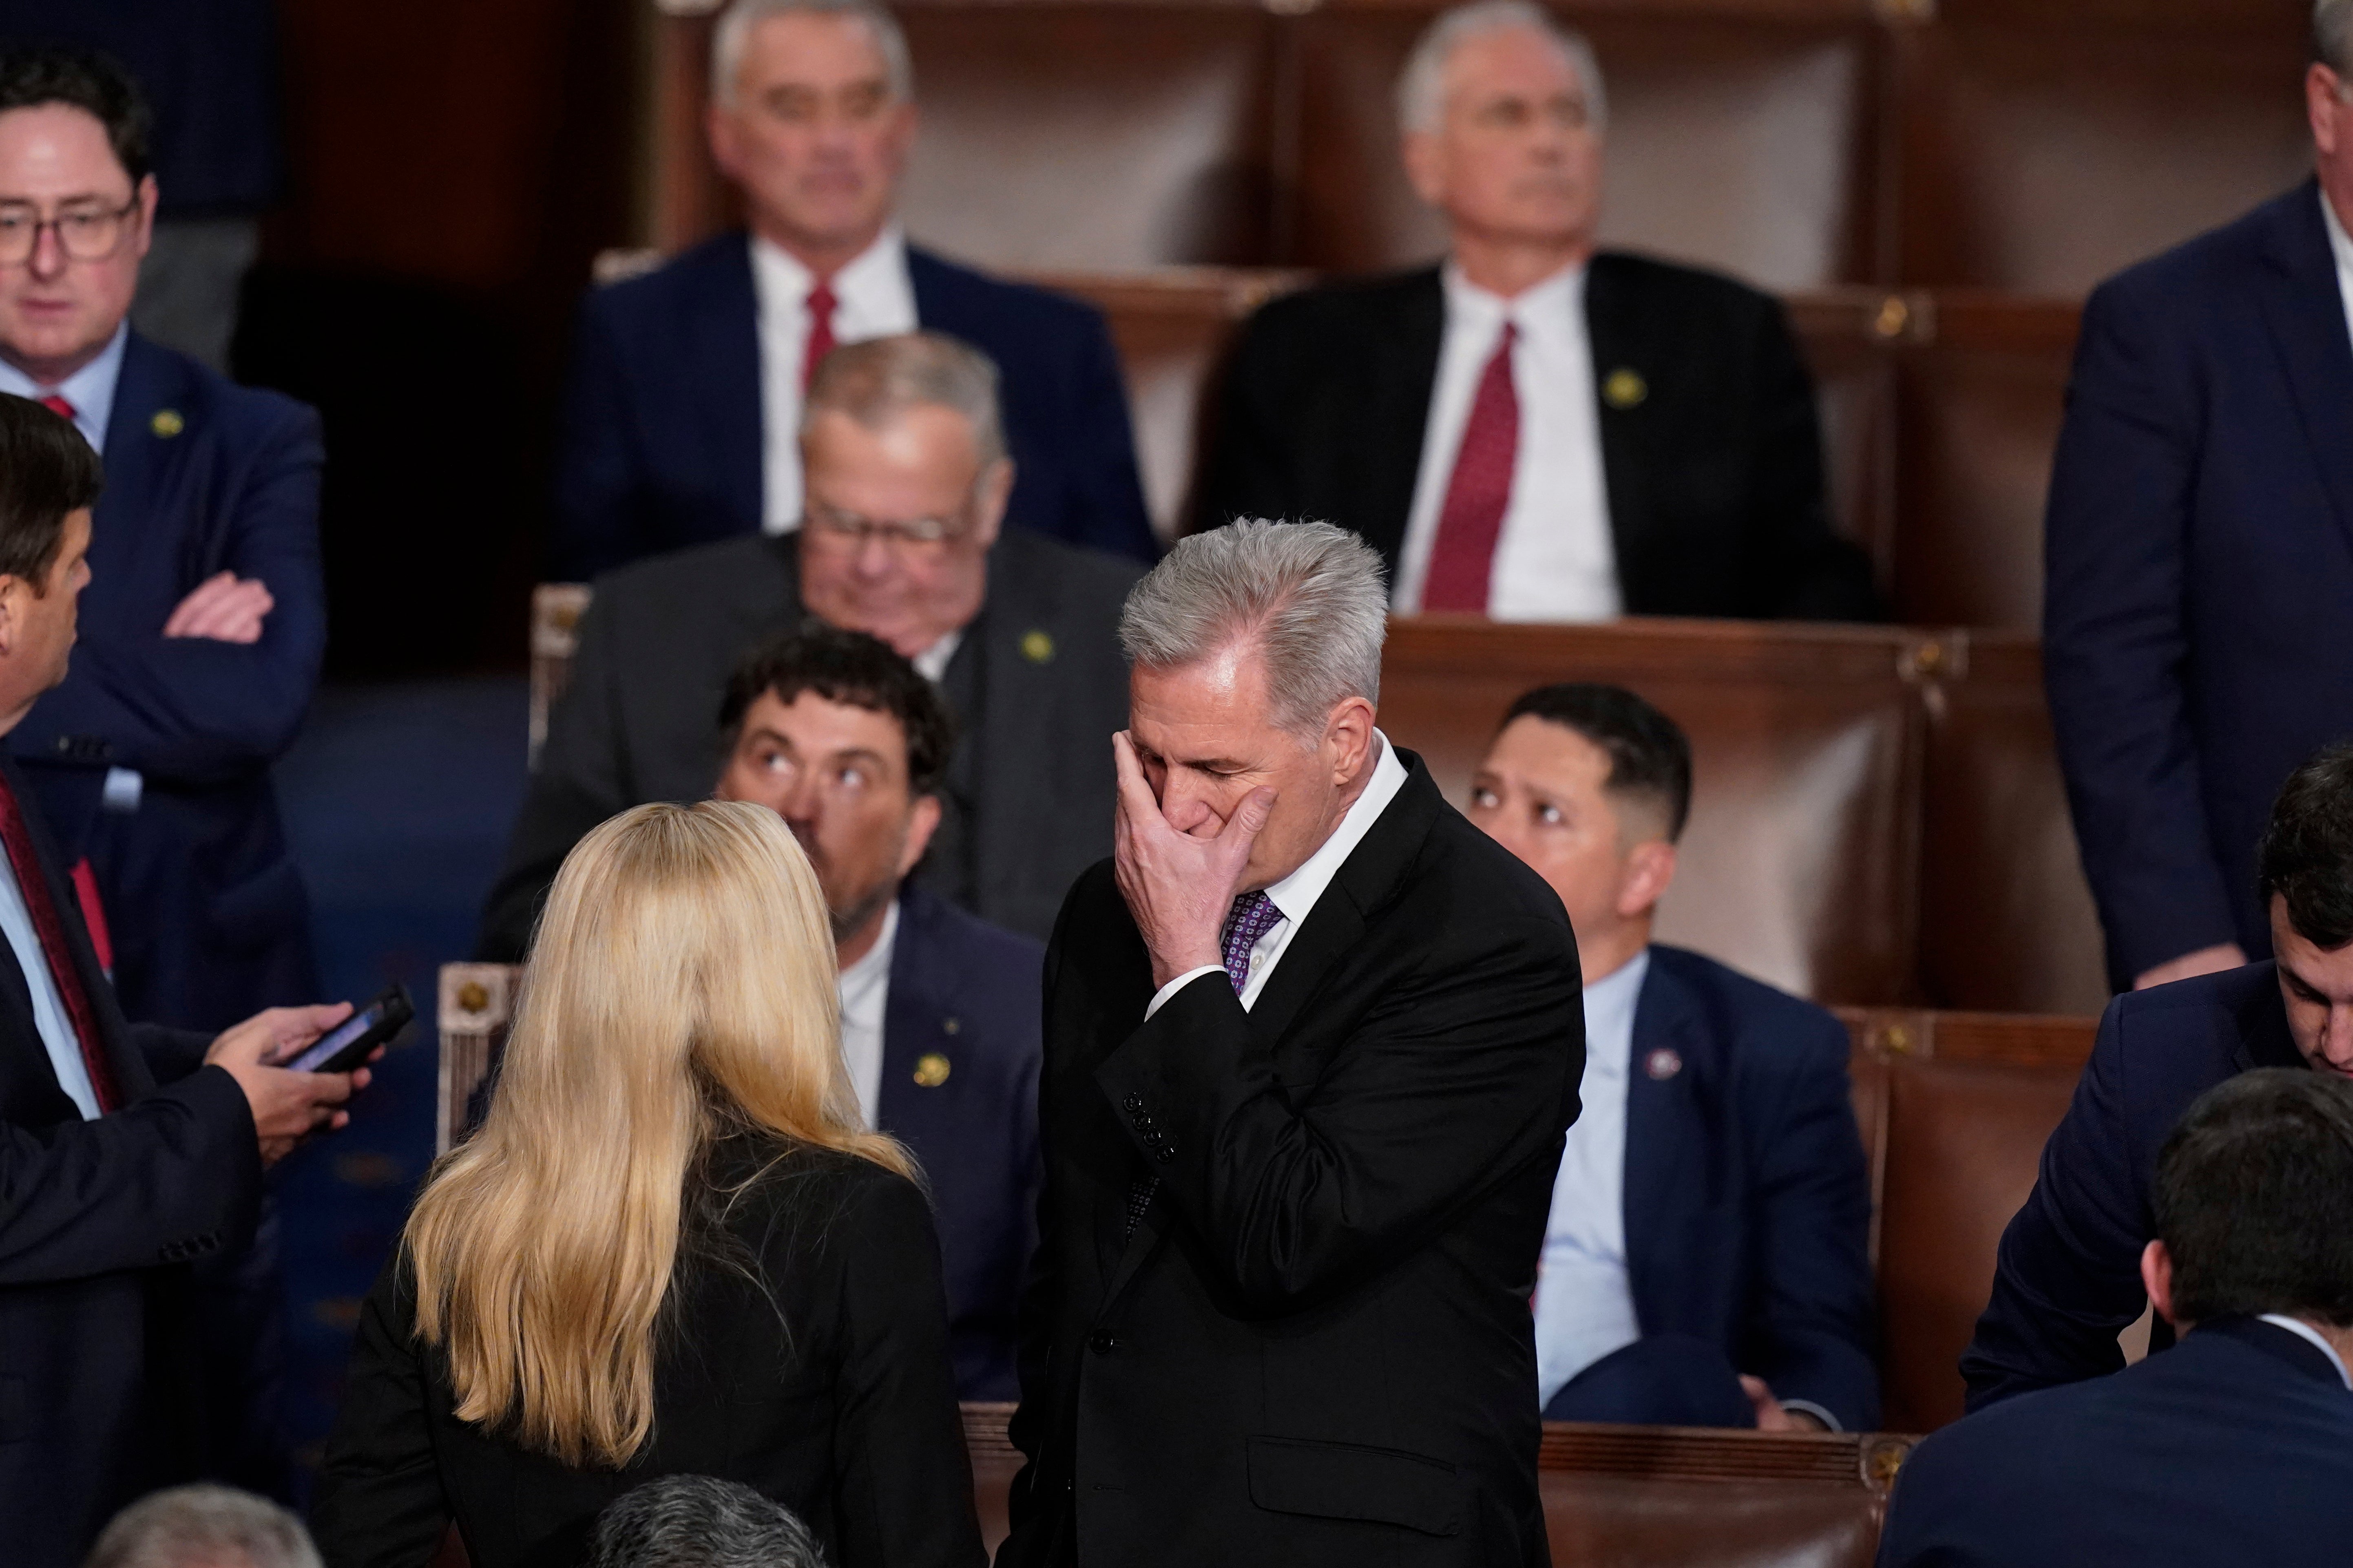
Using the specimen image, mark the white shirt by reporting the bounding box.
[837,898,899,1131]
[1393,263,1620,623]
[750,228,921,534]
[1144,733,1411,1018]
[0,321,128,455]
[1532,948,1648,1405]
[2320,187,2353,360]
[2259,1313,2353,1390]
[0,846,100,1119]
[912,629,962,685]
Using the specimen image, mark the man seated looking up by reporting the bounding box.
[1881,1068,2353,1566]
[1469,682,1877,1430]
[712,625,1039,1399]
[481,331,1139,959]
[1965,740,2353,1407]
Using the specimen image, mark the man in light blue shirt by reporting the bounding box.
[1471,681,1879,1432]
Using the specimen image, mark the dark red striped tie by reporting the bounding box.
[802,281,838,391]
[0,771,118,1111]
[1422,322,1519,613]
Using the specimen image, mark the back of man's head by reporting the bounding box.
[2156,1067,2353,1329]
[590,1475,825,1568]
[0,46,150,183]
[84,1485,320,1568]
[2258,742,2353,951]
[0,392,99,585]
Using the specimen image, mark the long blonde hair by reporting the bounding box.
[403,801,910,1468]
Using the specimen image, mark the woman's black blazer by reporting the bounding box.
[310,1136,986,1568]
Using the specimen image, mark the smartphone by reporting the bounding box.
[283,984,414,1075]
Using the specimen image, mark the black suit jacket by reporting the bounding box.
[1884,1317,2353,1566]
[551,233,1156,577]
[311,1139,986,1568]
[1001,752,1584,1568]
[1194,255,1880,620]
[477,527,1141,958]
[0,755,259,1568]
[879,883,1043,1401]
[1961,962,2300,1409]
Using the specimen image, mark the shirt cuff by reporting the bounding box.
[1144,965,1226,1021]
[1777,1398,1843,1433]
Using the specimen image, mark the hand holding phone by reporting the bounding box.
[283,985,415,1074]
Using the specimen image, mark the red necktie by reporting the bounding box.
[802,281,838,391]
[1422,322,1519,613]
[36,393,75,424]
[0,771,118,1111]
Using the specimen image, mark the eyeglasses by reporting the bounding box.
[801,499,966,553]
[0,197,141,266]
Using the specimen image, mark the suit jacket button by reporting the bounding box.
[1088,1332,1119,1354]
[1122,1093,1144,1113]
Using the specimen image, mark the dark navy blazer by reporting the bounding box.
[1962,962,2299,1410]
[1620,946,1879,1430]
[0,752,261,1568]
[10,333,325,1030]
[551,233,1156,578]
[1885,1317,2353,1566]
[876,883,1042,1402]
[2045,179,2353,985]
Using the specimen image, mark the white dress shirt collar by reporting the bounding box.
[2320,186,2353,360]
[0,320,129,456]
[1438,258,1585,341]
[2258,1313,2353,1390]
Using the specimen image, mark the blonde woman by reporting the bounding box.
[310,803,984,1568]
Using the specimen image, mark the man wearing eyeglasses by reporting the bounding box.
[480,330,1139,960]
[0,45,328,1513]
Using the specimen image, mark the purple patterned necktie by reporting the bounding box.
[1127,892,1287,1239]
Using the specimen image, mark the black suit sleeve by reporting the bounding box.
[549,296,645,582]
[311,1253,453,1568]
[476,592,633,962]
[0,1064,259,1284]
[1093,913,1581,1310]
[1190,306,1303,537]
[1744,300,1881,622]
[825,1174,990,1568]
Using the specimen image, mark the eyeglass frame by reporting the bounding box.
[798,495,980,553]
[0,193,145,267]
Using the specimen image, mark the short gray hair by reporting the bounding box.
[712,0,914,107]
[801,331,1007,469]
[85,1486,320,1568]
[591,1475,824,1568]
[1119,520,1388,733]
[1396,1,1607,137]
[2320,0,2353,75]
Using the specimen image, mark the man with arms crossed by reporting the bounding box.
[1003,521,1584,1566]
[0,395,364,1568]
[711,625,1039,1399]
[1965,742,2353,1406]
[1470,683,1875,1431]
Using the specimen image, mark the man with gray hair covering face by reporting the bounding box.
[84,1485,319,1568]
[547,0,1153,577]
[1002,519,1585,1568]
[1194,1,1878,623]
[590,1476,825,1568]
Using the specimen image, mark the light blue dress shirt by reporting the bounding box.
[0,846,100,1119]
[0,321,127,455]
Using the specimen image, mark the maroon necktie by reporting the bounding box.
[36,393,75,424]
[1422,322,1519,612]
[0,771,118,1111]
[802,281,838,391]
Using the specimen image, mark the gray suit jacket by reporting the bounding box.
[478,528,1142,960]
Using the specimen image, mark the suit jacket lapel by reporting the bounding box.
[966,531,1071,907]
[1619,956,1700,1332]
[1353,272,1444,566]
[876,887,949,1135]
[703,236,766,531]
[1583,254,1652,595]
[89,335,180,593]
[2254,181,2353,552]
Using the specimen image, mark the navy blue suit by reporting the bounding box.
[0,753,263,1568]
[551,234,1156,578]
[1884,1316,2353,1566]
[1962,962,2299,1409]
[11,333,326,1031]
[1543,947,1878,1432]
[878,883,1042,1402]
[2045,180,2353,985]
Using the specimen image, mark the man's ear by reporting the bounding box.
[0,575,27,659]
[896,792,944,879]
[1615,838,1677,920]
[1401,130,1446,208]
[707,100,745,182]
[1322,696,1377,783]
[969,458,1014,549]
[2141,1239,2180,1327]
